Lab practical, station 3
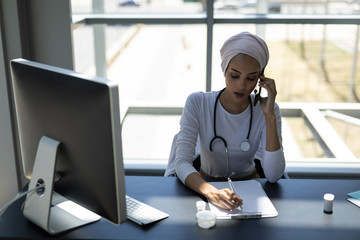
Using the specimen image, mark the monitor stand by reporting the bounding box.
[22,136,101,235]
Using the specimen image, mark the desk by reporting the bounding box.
[1,176,360,240]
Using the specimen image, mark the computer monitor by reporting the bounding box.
[9,58,127,234]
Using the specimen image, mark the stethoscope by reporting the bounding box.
[209,88,253,176]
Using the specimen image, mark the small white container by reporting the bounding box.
[323,193,335,214]
[196,210,216,229]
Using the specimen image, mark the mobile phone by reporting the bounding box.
[254,86,261,106]
[254,70,264,106]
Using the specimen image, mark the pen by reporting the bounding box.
[227,177,237,196]
[228,176,242,210]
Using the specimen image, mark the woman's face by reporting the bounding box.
[224,54,260,104]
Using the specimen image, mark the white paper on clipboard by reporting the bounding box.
[208,180,278,219]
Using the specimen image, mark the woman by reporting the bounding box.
[174,32,285,210]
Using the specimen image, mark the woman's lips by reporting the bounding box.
[234,92,244,98]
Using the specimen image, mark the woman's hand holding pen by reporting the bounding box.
[185,173,242,211]
[206,188,243,211]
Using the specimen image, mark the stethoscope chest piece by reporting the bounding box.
[240,140,250,152]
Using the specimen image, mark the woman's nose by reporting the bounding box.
[237,78,246,89]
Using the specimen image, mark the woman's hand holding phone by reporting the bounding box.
[257,75,277,116]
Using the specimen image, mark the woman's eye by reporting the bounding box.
[247,77,256,81]
[231,74,239,79]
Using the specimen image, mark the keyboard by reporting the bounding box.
[126,195,169,225]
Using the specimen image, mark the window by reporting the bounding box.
[71,0,360,177]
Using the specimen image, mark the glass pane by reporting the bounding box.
[73,25,95,76]
[284,117,325,159]
[212,24,360,103]
[73,24,134,76]
[327,117,360,158]
[106,24,207,107]
[122,115,181,161]
[214,0,359,15]
[215,0,281,14]
[73,24,207,107]
[71,0,206,14]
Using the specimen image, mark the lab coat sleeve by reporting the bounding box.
[259,103,286,183]
[175,92,203,184]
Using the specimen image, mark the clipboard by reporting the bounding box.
[208,180,278,219]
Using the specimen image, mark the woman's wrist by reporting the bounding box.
[265,114,280,151]
[201,183,218,199]
[264,111,276,122]
[185,172,216,199]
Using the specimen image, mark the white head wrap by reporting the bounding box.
[220,32,269,75]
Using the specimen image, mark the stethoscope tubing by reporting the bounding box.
[209,88,253,152]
